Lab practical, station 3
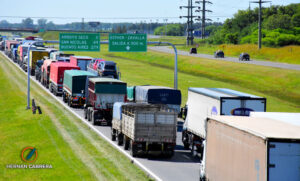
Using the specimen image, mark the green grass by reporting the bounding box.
[0,53,150,180]
[150,36,300,64]
[69,45,299,112]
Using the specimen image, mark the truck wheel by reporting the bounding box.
[54,89,57,96]
[111,129,116,141]
[87,109,91,121]
[117,134,123,146]
[68,98,71,107]
[49,83,53,93]
[124,135,130,150]
[92,111,96,125]
[165,150,174,158]
[191,143,197,157]
[130,140,137,157]
[84,108,88,119]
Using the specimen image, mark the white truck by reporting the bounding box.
[182,88,266,158]
[203,115,300,181]
[111,103,177,157]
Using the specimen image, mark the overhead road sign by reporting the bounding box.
[109,34,147,52]
[59,33,100,52]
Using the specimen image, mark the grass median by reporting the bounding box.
[0,53,150,181]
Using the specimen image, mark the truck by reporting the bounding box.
[203,115,300,181]
[84,78,127,125]
[5,40,19,58]
[63,70,95,107]
[182,88,266,158]
[49,62,80,96]
[126,86,135,102]
[134,86,182,112]
[50,51,74,61]
[111,103,177,157]
[41,59,55,87]
[29,50,49,75]
[70,56,92,71]
[18,44,36,67]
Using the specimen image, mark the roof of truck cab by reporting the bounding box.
[188,88,263,100]
[64,70,95,77]
[89,77,125,83]
[209,115,300,140]
[71,56,92,60]
[137,85,175,90]
[51,62,79,68]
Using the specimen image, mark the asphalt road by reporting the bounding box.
[149,46,300,71]
[2,52,201,181]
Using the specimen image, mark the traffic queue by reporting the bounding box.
[1,35,300,181]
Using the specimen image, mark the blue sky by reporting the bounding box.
[0,0,299,24]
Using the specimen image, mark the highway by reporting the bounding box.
[2,52,200,181]
[149,46,300,71]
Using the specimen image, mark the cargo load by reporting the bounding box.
[63,70,95,107]
[111,103,177,157]
[203,115,300,181]
[84,78,127,125]
[182,88,266,159]
[49,62,80,95]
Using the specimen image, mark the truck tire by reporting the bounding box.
[92,111,96,125]
[87,109,91,122]
[111,129,116,141]
[165,150,174,158]
[191,143,197,157]
[182,132,190,149]
[49,83,53,93]
[68,98,71,107]
[117,133,123,146]
[124,138,129,150]
[84,108,88,119]
[130,140,137,157]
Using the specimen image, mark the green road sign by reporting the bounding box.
[109,34,147,52]
[59,33,100,52]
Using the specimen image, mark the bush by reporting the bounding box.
[225,33,239,44]
[276,34,297,46]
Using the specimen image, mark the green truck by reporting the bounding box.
[63,70,95,107]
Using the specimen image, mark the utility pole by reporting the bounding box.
[195,0,212,39]
[180,0,200,45]
[164,19,168,36]
[81,18,85,31]
[251,0,271,49]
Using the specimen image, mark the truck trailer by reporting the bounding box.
[112,103,177,157]
[49,62,80,96]
[203,115,300,181]
[84,78,127,125]
[29,50,49,75]
[70,56,92,71]
[134,86,182,112]
[182,88,266,158]
[63,70,95,107]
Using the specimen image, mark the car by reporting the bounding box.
[239,52,250,61]
[214,50,224,58]
[97,61,118,79]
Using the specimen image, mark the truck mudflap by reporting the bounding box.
[131,141,175,157]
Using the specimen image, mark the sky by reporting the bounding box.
[0,0,299,24]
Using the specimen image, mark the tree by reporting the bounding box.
[37,19,47,29]
[264,14,292,30]
[46,21,56,30]
[225,33,239,44]
[0,20,10,28]
[291,13,300,27]
[21,18,34,28]
[154,24,184,36]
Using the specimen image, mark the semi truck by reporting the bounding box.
[29,50,49,75]
[134,86,182,112]
[50,51,74,61]
[182,88,266,158]
[203,115,300,181]
[63,70,95,107]
[49,62,80,96]
[84,77,127,125]
[111,103,177,157]
[70,56,92,71]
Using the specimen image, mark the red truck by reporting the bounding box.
[49,62,80,96]
[70,56,93,71]
[41,59,55,88]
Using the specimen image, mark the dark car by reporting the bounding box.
[97,61,118,79]
[239,53,250,61]
[214,50,224,58]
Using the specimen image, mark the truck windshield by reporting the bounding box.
[105,65,115,70]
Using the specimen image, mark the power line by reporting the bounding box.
[180,0,201,45]
[195,0,212,39]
